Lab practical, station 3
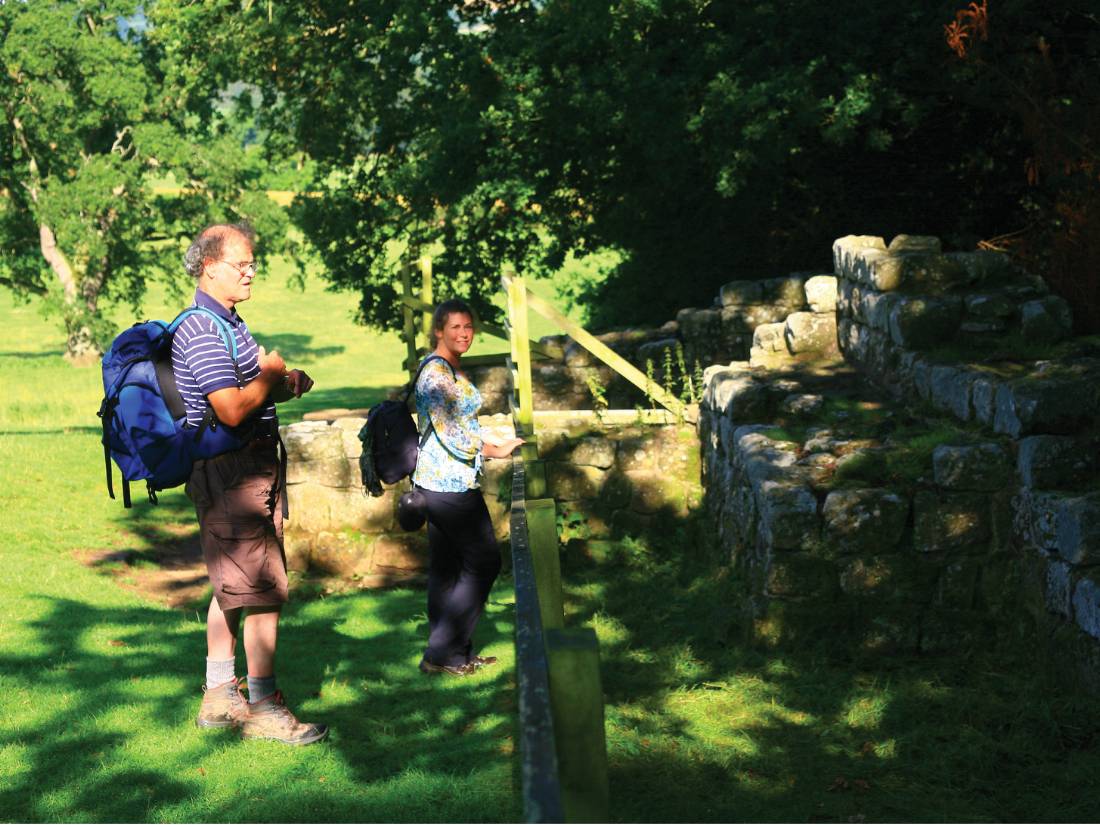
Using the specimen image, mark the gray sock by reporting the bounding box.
[248,675,277,703]
[205,657,236,689]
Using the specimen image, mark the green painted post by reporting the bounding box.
[545,627,610,823]
[525,498,563,631]
[525,455,547,500]
[507,272,535,439]
[401,264,418,379]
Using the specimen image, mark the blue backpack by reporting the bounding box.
[98,307,246,507]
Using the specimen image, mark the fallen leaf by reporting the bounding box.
[198,767,206,777]
[108,640,127,647]
[860,741,876,755]
[853,779,871,792]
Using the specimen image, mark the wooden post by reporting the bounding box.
[545,627,610,823]
[401,264,418,379]
[525,498,563,631]
[419,255,434,346]
[506,271,535,439]
[525,454,547,500]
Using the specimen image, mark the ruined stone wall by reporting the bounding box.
[699,234,1100,681]
[280,411,701,587]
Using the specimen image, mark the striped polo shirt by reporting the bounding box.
[170,289,277,429]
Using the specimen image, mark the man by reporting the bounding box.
[172,222,327,746]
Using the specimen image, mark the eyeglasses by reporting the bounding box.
[212,260,259,276]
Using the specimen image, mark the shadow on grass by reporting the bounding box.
[0,586,520,822]
[555,517,1100,823]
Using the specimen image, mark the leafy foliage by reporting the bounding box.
[0,1,291,358]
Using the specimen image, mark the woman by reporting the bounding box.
[413,299,524,676]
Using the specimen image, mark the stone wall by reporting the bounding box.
[698,234,1100,682]
[280,411,701,587]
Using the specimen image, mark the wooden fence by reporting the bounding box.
[399,259,687,822]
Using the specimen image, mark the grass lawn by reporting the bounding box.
[3,258,1100,822]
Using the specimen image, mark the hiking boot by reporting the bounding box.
[419,658,478,677]
[195,678,249,729]
[469,654,498,670]
[241,691,328,746]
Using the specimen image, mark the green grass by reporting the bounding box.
[4,261,1100,822]
[568,525,1100,822]
[0,263,519,822]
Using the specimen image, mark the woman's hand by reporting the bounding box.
[482,437,525,459]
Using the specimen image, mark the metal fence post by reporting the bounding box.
[545,627,610,823]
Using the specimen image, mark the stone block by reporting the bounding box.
[784,312,838,354]
[839,556,910,597]
[701,365,771,421]
[287,483,395,533]
[868,253,968,292]
[888,296,963,349]
[752,322,787,353]
[1046,558,1073,618]
[287,454,356,488]
[765,553,837,599]
[719,280,765,306]
[1018,435,1098,489]
[964,292,1015,318]
[309,530,374,577]
[994,378,1097,438]
[970,375,998,427]
[563,338,596,367]
[371,533,429,572]
[636,338,680,373]
[1013,488,1063,550]
[758,480,819,550]
[888,234,942,254]
[780,394,825,417]
[1073,574,1100,640]
[721,303,790,333]
[625,469,687,515]
[948,250,1017,284]
[837,278,858,318]
[929,365,972,421]
[932,443,1012,491]
[546,463,607,501]
[833,235,887,279]
[482,492,512,542]
[676,307,723,343]
[804,275,838,313]
[283,530,311,573]
[862,291,899,332]
[759,275,807,308]
[567,436,616,469]
[1020,296,1073,344]
[823,489,909,553]
[913,491,990,552]
[283,421,345,464]
[1054,493,1100,565]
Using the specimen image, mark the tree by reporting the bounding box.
[0,1,290,362]
[176,1,1043,331]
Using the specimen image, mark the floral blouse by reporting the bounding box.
[411,356,483,492]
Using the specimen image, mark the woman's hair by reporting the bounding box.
[431,299,475,340]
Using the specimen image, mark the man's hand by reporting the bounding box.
[258,345,287,378]
[482,437,525,459]
[283,369,314,398]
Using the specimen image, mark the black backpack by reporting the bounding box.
[358,355,454,496]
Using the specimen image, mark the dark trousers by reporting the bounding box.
[419,487,501,667]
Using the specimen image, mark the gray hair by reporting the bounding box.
[183,222,256,279]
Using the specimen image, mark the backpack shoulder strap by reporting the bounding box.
[169,307,239,362]
[404,354,456,403]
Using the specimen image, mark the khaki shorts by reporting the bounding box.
[187,440,288,611]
